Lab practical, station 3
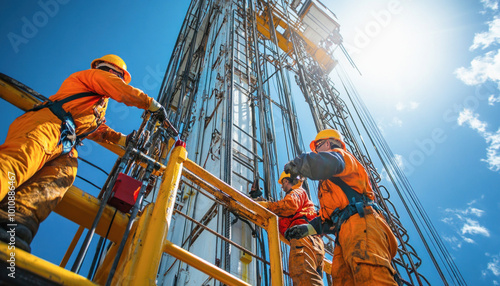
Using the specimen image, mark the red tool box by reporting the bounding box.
[108,173,141,213]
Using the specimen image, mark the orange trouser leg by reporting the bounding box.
[289,235,325,286]
[331,242,355,286]
[331,212,398,286]
[0,109,62,201]
[0,149,78,235]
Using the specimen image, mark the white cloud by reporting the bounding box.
[481,0,499,11]
[396,102,405,111]
[470,207,485,217]
[441,199,489,248]
[468,199,477,206]
[395,101,419,111]
[441,217,453,224]
[455,9,500,172]
[482,129,500,171]
[462,236,475,244]
[457,109,487,133]
[488,94,500,105]
[461,218,490,237]
[444,205,486,217]
[457,109,500,171]
[392,117,403,127]
[471,18,500,50]
[468,195,485,205]
[455,49,500,87]
[485,253,500,277]
[443,236,462,249]
[490,262,500,276]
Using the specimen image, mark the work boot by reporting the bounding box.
[0,223,33,253]
[0,210,38,253]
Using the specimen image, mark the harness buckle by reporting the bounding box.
[355,201,365,218]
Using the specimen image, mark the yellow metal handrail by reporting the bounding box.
[1,71,290,285]
[94,145,284,285]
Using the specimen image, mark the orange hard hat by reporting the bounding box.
[309,129,346,152]
[91,54,131,84]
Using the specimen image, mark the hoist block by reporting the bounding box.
[108,173,141,213]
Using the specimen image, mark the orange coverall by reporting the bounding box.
[267,187,325,286]
[0,69,153,231]
[288,148,398,285]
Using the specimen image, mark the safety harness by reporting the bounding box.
[328,177,402,285]
[27,92,103,154]
[328,176,381,240]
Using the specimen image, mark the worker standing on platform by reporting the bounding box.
[0,54,167,252]
[283,129,398,285]
[256,171,325,285]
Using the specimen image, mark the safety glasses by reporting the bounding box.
[314,139,327,151]
[108,68,124,80]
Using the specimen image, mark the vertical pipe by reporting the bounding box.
[278,0,323,131]
[159,0,198,107]
[265,2,302,157]
[175,0,206,130]
[248,0,272,198]
[223,7,236,273]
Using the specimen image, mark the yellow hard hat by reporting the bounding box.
[278,171,291,184]
[278,171,303,189]
[309,129,346,152]
[91,54,131,84]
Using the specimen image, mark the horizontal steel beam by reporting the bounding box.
[54,186,128,244]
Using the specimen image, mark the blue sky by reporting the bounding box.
[1,0,500,285]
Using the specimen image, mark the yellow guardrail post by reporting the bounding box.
[267,216,284,286]
[124,144,187,285]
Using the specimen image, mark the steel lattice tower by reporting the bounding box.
[154,0,455,285]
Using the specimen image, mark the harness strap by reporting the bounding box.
[28,92,102,139]
[28,92,99,113]
[329,176,367,204]
[27,92,102,153]
[327,176,379,242]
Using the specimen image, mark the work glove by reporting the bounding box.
[149,99,179,137]
[148,99,162,112]
[149,99,168,121]
[284,223,317,241]
[117,130,137,147]
[284,161,300,178]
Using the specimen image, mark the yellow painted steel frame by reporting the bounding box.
[254,6,337,73]
[0,242,97,285]
[1,72,286,284]
[102,146,284,285]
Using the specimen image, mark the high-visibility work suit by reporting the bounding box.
[0,150,78,238]
[267,187,325,286]
[289,148,398,286]
[0,69,154,243]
